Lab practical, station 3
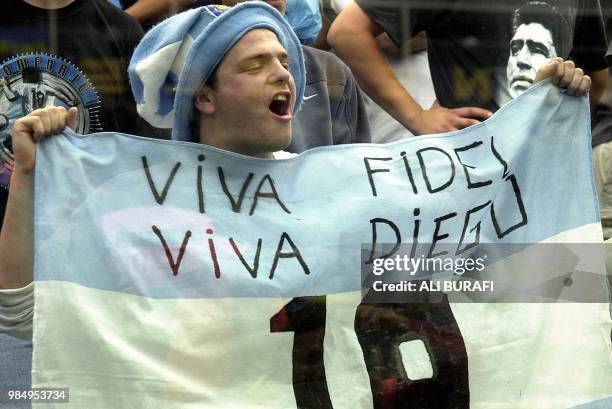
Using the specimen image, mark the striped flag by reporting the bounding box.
[32,82,611,408]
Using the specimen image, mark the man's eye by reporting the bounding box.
[532,45,549,57]
[242,62,263,72]
[510,41,522,55]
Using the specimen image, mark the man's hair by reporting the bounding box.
[512,1,570,57]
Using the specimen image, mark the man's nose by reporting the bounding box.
[270,59,291,84]
[516,45,532,69]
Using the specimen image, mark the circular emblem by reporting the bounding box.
[0,53,101,188]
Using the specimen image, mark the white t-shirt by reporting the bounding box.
[0,282,33,339]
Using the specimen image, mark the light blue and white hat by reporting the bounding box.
[128,2,305,142]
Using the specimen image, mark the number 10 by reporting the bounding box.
[270,293,469,408]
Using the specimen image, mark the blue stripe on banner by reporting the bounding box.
[34,82,598,299]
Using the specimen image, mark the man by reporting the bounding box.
[328,0,607,135]
[0,0,306,306]
[0,1,592,403]
[505,1,570,100]
[0,0,156,402]
[151,0,370,153]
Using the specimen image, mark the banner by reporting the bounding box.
[32,82,611,408]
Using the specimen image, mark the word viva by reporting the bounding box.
[142,155,310,279]
[142,154,290,215]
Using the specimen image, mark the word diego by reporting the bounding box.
[372,254,486,276]
[364,136,528,261]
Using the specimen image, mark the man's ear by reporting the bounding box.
[194,85,216,115]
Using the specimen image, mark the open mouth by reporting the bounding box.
[269,92,291,117]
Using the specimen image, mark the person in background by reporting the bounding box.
[321,0,436,142]
[285,0,322,45]
[504,1,571,101]
[328,0,608,136]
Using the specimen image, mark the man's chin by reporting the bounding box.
[509,82,531,98]
[274,135,292,152]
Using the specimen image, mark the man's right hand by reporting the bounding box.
[0,106,77,289]
[411,100,492,135]
[12,106,77,175]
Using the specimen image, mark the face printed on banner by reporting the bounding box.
[222,0,287,15]
[194,29,296,158]
[506,22,558,98]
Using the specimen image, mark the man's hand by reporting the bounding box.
[410,100,492,135]
[534,57,591,96]
[12,106,77,175]
[0,106,77,289]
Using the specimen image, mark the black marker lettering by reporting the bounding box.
[142,156,181,205]
[250,174,291,215]
[417,147,456,193]
[428,212,458,258]
[365,218,401,264]
[229,237,262,279]
[454,141,492,189]
[218,167,254,213]
[269,232,310,279]
[456,201,491,255]
[197,154,205,213]
[363,157,392,197]
[400,151,418,194]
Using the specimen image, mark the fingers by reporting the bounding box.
[534,57,562,84]
[576,75,591,95]
[15,106,74,142]
[452,107,493,120]
[11,106,77,174]
[535,58,591,96]
[553,60,591,95]
[454,117,481,129]
[555,60,576,88]
[565,69,583,95]
[67,107,78,131]
[16,115,46,141]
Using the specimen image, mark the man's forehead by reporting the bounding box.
[231,28,288,57]
[514,23,554,43]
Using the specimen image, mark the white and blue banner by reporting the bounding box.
[32,82,611,408]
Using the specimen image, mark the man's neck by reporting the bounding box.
[22,0,76,10]
[199,125,275,159]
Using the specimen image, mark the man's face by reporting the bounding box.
[506,22,558,98]
[222,0,286,15]
[197,29,296,158]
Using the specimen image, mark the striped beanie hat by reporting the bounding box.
[128,2,305,142]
